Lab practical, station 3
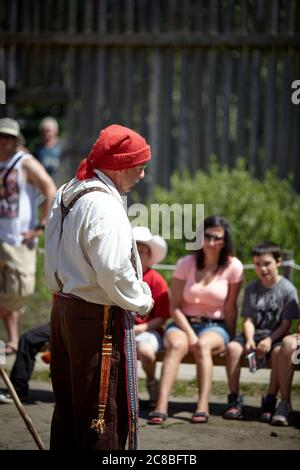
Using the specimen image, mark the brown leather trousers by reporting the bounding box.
[50,296,128,450]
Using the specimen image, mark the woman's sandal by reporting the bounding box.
[147,411,168,425]
[191,412,209,424]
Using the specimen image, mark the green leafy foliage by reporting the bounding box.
[147,159,300,292]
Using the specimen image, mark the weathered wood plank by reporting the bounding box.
[1,32,299,48]
[178,50,189,172]
[220,51,232,165]
[161,48,174,187]
[91,47,106,137]
[207,50,217,159]
[236,50,247,158]
[264,51,276,170]
[277,52,292,178]
[68,0,77,33]
[270,0,279,35]
[6,89,67,103]
[191,50,204,172]
[137,48,148,140]
[148,49,162,193]
[249,50,261,171]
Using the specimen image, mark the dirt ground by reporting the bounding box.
[0,380,299,450]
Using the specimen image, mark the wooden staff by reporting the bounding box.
[0,366,45,450]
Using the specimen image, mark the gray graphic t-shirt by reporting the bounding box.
[241,277,299,336]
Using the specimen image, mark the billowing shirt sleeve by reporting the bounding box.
[86,199,153,316]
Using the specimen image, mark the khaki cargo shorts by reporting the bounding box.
[0,241,36,311]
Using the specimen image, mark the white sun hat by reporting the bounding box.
[132,226,168,266]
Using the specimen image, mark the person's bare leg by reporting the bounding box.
[225,341,244,395]
[270,335,298,426]
[194,332,225,416]
[137,344,157,381]
[266,345,280,396]
[153,330,188,415]
[277,335,297,402]
[0,307,19,351]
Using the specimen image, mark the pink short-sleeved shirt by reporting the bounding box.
[174,255,244,319]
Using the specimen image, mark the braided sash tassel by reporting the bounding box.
[90,404,106,434]
[123,311,139,450]
[90,305,113,435]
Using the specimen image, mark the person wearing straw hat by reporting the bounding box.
[133,226,170,406]
[44,124,153,450]
[0,117,56,356]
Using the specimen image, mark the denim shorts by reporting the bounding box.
[165,319,230,346]
[136,330,163,353]
[232,332,283,357]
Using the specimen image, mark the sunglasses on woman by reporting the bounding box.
[204,233,224,242]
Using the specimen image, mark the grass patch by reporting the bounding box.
[138,378,300,398]
[28,374,300,402]
[31,369,52,382]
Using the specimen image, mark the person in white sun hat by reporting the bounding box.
[132,226,170,406]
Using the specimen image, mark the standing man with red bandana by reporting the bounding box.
[44,124,153,450]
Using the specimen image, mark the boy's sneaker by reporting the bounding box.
[0,393,13,404]
[146,378,159,405]
[271,400,292,426]
[223,393,244,419]
[260,394,277,423]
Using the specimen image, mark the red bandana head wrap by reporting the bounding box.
[76,124,151,180]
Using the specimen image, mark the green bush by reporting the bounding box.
[145,159,300,292]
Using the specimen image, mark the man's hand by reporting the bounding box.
[136,298,154,320]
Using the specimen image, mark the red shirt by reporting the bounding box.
[135,268,170,337]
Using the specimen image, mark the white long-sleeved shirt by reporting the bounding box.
[44,170,153,316]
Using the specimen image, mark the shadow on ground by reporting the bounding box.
[0,387,54,405]
[24,389,54,404]
[139,398,300,429]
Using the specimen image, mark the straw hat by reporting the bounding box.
[132,227,168,266]
[133,226,167,266]
[0,118,22,139]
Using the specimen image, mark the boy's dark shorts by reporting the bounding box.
[232,331,283,358]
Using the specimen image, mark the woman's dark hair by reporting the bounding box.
[196,215,235,270]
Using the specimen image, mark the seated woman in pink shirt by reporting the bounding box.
[148,215,244,424]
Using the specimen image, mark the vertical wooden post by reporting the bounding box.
[282,249,294,282]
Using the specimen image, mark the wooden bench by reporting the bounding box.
[156,351,300,370]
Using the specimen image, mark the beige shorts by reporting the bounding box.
[0,241,36,311]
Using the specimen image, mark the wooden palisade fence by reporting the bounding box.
[0,0,299,196]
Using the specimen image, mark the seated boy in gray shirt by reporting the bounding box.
[223,241,299,422]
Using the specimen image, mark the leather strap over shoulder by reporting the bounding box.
[60,186,109,224]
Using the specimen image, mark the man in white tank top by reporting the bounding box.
[0,118,56,355]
